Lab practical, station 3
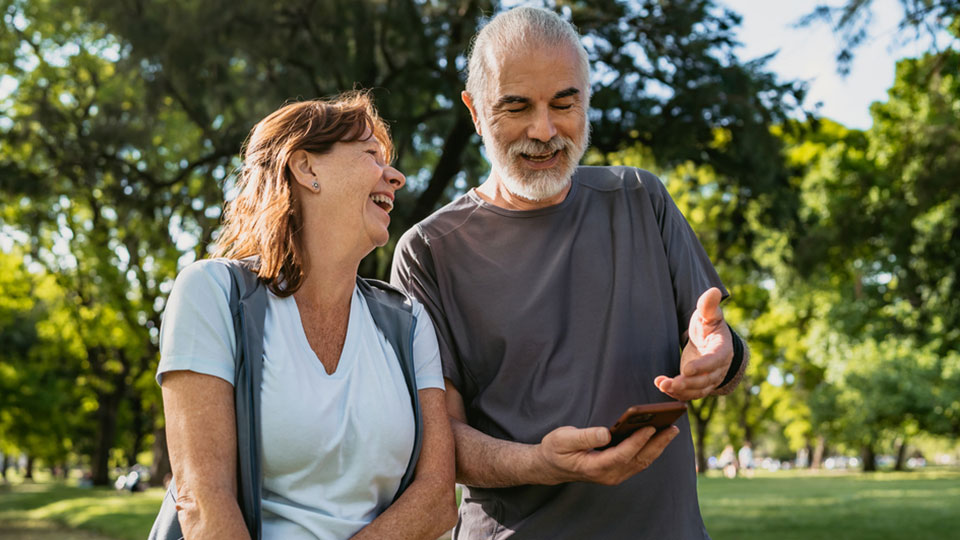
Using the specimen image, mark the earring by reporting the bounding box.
[312,181,319,191]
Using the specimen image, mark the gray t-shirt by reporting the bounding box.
[391,166,726,539]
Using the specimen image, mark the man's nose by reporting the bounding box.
[527,107,558,142]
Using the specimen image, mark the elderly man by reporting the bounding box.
[391,6,747,539]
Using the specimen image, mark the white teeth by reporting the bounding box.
[370,194,393,212]
[523,151,556,162]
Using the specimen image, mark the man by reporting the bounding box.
[391,7,747,539]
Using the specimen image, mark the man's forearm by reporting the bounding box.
[451,418,559,488]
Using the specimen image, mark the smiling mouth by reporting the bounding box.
[520,150,560,162]
[370,194,394,213]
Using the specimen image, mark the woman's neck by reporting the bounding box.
[294,232,364,310]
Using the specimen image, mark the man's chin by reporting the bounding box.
[501,172,571,202]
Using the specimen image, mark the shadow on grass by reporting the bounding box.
[0,483,163,540]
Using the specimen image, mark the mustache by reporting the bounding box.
[508,135,575,157]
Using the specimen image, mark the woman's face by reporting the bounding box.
[303,132,405,252]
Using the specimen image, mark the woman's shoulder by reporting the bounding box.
[172,258,234,293]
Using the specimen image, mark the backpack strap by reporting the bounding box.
[222,259,266,540]
[357,277,422,503]
[149,258,266,540]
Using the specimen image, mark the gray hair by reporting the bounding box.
[465,6,590,116]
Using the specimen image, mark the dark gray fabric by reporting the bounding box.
[391,166,726,540]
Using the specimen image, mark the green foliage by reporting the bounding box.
[757,50,960,463]
[0,251,86,465]
[0,0,805,479]
[798,0,960,74]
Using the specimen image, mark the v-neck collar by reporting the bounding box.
[289,284,360,378]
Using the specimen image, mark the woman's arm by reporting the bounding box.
[162,370,251,540]
[351,387,458,540]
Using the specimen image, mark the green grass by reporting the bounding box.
[699,468,960,540]
[1,469,958,539]
[0,482,163,540]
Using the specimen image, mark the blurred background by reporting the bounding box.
[1,0,958,538]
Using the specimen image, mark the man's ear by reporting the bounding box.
[461,91,483,136]
[289,149,317,190]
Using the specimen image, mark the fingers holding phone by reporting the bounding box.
[535,411,681,486]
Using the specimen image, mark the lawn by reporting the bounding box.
[699,468,960,540]
[0,482,164,540]
[1,468,958,539]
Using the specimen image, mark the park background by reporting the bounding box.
[1,0,959,538]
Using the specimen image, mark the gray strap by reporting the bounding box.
[224,260,266,540]
[148,259,266,540]
[357,278,422,502]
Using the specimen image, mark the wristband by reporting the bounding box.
[718,323,743,388]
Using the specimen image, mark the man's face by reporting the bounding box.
[467,43,589,201]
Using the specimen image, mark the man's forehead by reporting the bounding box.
[486,43,585,101]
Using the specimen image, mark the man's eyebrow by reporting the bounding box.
[553,87,580,100]
[494,95,530,108]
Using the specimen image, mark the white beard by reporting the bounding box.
[482,120,589,202]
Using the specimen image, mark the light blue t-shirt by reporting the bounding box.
[157,259,444,540]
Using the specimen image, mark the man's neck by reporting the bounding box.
[474,172,572,211]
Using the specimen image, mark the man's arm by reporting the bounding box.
[444,380,679,488]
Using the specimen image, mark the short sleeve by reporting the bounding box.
[391,226,464,392]
[156,260,237,386]
[410,300,444,391]
[637,169,727,339]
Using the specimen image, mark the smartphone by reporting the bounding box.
[598,401,687,450]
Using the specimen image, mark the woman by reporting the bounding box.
[157,91,457,539]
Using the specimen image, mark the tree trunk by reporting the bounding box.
[90,346,132,486]
[738,378,754,444]
[812,435,826,469]
[129,391,146,468]
[92,394,120,485]
[894,438,908,471]
[91,380,127,486]
[24,456,34,481]
[149,425,172,487]
[407,112,476,228]
[861,443,877,472]
[1,453,8,482]
[688,396,718,475]
[694,413,708,474]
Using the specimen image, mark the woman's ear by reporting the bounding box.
[289,149,319,192]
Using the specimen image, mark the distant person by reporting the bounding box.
[391,6,749,538]
[158,91,456,539]
[720,444,738,479]
[738,442,754,478]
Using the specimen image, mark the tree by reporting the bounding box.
[800,0,960,74]
[761,51,960,469]
[1,0,806,481]
[0,251,87,477]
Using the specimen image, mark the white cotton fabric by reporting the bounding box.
[157,259,444,540]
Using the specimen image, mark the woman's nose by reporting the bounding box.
[385,165,405,190]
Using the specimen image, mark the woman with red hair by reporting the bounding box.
[156,91,456,539]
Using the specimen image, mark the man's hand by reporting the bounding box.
[534,424,679,486]
[654,287,733,401]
